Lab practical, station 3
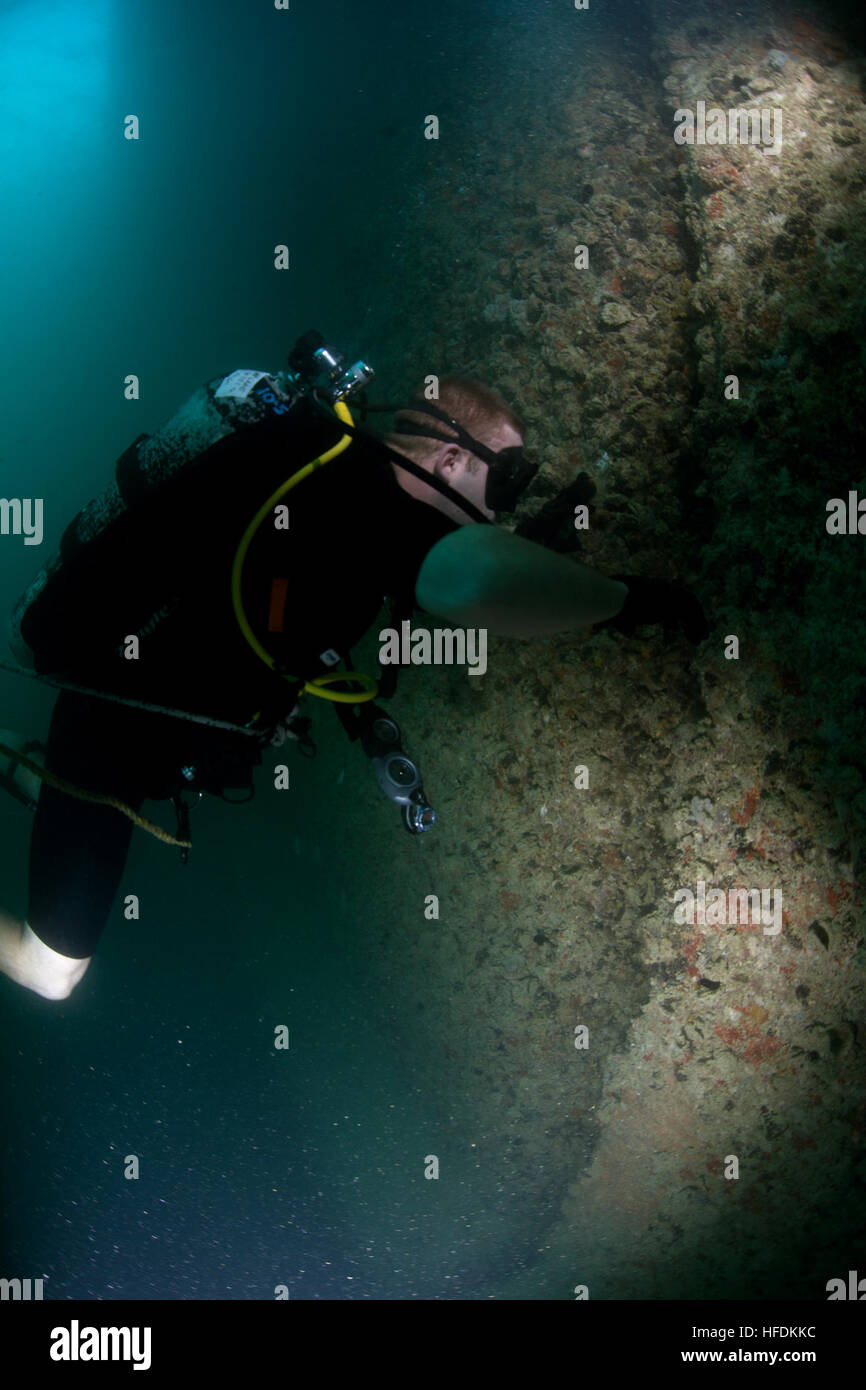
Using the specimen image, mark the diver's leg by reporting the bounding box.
[20,773,139,999]
[0,911,90,1000]
[5,691,144,1000]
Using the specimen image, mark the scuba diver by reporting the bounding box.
[0,331,706,1002]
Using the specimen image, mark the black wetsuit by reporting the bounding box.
[25,425,457,960]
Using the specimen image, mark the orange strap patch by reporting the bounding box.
[267,577,289,633]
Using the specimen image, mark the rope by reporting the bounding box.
[0,740,191,849]
[0,658,266,737]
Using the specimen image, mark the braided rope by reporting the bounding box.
[0,741,191,849]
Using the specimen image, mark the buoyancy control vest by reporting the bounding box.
[9,368,346,685]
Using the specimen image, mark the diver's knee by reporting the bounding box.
[32,973,79,1001]
[28,958,90,1000]
[21,924,91,1000]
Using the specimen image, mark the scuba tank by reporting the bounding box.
[8,368,328,675]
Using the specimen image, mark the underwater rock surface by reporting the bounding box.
[358,0,865,1297]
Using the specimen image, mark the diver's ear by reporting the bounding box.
[434,443,465,479]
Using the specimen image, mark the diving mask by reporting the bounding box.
[393,403,537,512]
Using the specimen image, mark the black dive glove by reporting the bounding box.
[514,472,596,552]
[596,575,709,643]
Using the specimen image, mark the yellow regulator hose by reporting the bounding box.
[230,397,377,704]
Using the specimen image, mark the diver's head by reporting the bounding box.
[385,376,531,525]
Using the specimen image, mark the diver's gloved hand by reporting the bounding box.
[514,471,596,552]
[596,575,709,643]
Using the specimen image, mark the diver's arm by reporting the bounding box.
[415,526,627,637]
